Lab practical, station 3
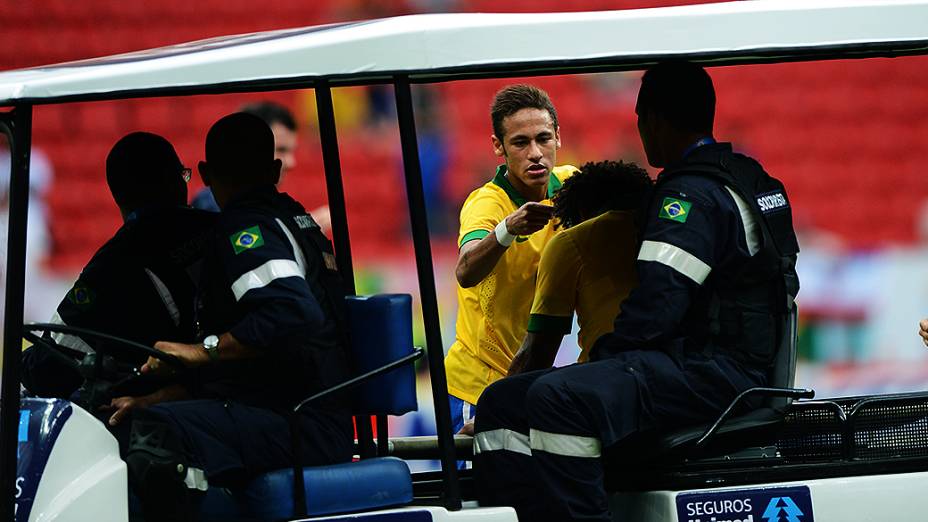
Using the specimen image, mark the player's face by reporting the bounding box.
[271,122,298,184]
[492,108,560,199]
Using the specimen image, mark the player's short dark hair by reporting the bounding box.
[240,101,297,131]
[491,84,558,140]
[205,112,275,182]
[638,61,716,133]
[553,160,653,230]
[106,132,186,211]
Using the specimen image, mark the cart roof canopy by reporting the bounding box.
[1,0,927,105]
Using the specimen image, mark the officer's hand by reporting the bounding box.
[142,341,208,375]
[102,384,190,426]
[505,202,554,237]
[919,319,928,347]
[103,395,150,426]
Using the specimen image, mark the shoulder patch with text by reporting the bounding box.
[294,214,319,230]
[230,226,265,254]
[756,190,790,214]
[659,197,692,223]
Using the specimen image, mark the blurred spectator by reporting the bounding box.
[0,135,54,330]
[414,86,451,234]
[367,85,397,130]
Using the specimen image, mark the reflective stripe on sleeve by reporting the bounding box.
[473,429,531,456]
[231,259,304,301]
[638,240,711,284]
[724,187,760,256]
[275,218,307,276]
[529,428,601,458]
[48,311,93,354]
[144,268,181,327]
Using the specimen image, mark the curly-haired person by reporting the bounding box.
[508,160,653,375]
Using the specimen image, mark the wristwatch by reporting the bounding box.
[202,335,220,362]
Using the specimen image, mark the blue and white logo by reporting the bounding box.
[762,497,804,522]
[677,486,813,522]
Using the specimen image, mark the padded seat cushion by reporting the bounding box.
[245,457,413,519]
[346,294,418,415]
[198,457,413,520]
[657,407,785,453]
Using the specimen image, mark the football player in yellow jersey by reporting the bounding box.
[445,84,576,435]
[508,160,653,376]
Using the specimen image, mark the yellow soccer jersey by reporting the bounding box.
[528,210,639,360]
[445,164,576,405]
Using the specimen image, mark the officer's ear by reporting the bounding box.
[198,161,211,187]
[269,158,282,185]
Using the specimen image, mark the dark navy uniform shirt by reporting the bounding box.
[22,206,216,397]
[592,142,763,362]
[195,185,349,412]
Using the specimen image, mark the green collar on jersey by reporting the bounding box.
[492,164,563,206]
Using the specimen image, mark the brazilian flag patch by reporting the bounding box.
[67,285,94,307]
[230,226,265,254]
[658,197,692,223]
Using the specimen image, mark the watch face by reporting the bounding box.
[203,335,219,350]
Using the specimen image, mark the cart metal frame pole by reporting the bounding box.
[393,76,461,510]
[315,81,379,459]
[0,105,32,521]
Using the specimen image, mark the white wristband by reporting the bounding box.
[495,219,516,247]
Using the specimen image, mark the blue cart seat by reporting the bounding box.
[196,457,413,520]
[198,294,419,521]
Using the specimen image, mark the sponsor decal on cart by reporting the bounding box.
[16,400,72,522]
[676,485,813,522]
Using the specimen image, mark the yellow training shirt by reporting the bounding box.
[528,210,639,360]
[445,164,576,405]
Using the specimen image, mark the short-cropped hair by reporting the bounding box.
[106,132,185,210]
[491,84,558,140]
[205,112,275,182]
[638,61,716,134]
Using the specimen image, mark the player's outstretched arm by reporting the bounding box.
[455,202,553,288]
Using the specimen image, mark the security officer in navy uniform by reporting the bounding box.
[473,62,800,522]
[21,132,215,402]
[125,113,353,521]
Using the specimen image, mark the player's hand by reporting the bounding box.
[142,341,208,375]
[919,319,928,347]
[508,347,532,376]
[458,419,475,436]
[505,202,554,236]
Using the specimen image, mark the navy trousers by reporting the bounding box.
[473,350,764,522]
[134,399,353,487]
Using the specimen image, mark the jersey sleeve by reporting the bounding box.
[458,189,509,248]
[592,178,731,357]
[527,231,580,335]
[217,214,325,350]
